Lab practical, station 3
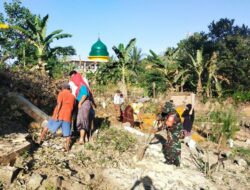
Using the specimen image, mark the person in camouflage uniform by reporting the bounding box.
[156,101,183,166]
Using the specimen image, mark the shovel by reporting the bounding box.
[137,121,159,161]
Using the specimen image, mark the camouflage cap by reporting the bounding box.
[162,101,175,115]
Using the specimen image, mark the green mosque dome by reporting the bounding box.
[89,38,109,57]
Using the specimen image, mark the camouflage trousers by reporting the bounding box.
[163,139,181,166]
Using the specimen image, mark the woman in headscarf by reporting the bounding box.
[70,71,96,143]
[181,104,195,137]
[76,84,91,144]
[122,105,134,127]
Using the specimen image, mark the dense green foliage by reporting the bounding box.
[0,1,249,100]
[0,0,75,75]
[93,18,250,99]
[232,91,250,103]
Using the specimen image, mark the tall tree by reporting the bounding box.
[147,49,179,91]
[187,49,206,95]
[0,0,36,65]
[112,38,136,98]
[129,46,143,80]
[205,52,230,97]
[1,15,75,74]
[208,18,250,92]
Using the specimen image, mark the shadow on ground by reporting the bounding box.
[130,176,157,190]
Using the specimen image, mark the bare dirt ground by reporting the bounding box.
[0,70,249,190]
[1,102,249,190]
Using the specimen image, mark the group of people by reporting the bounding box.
[112,92,195,166]
[38,70,95,151]
[113,90,144,128]
[37,73,194,167]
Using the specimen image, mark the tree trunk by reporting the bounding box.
[206,84,210,98]
[152,82,156,98]
[8,93,49,123]
[206,76,212,98]
[122,64,127,99]
[38,57,47,75]
[181,85,183,92]
[22,46,26,67]
[197,75,202,95]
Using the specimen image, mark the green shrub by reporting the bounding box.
[232,91,250,103]
[209,107,239,142]
[97,128,136,153]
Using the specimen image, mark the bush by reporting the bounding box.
[97,128,136,153]
[232,91,250,103]
[209,107,239,143]
[139,70,167,97]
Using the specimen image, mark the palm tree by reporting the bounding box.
[187,49,206,95]
[1,15,74,75]
[112,38,136,98]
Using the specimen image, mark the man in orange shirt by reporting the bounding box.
[39,82,75,151]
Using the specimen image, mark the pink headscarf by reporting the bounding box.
[70,72,91,97]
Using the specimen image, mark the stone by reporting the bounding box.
[123,125,146,137]
[227,138,234,148]
[39,176,63,190]
[61,180,77,190]
[234,158,247,167]
[63,168,72,176]
[71,182,86,190]
[27,173,43,190]
[0,133,30,166]
[224,160,245,172]
[246,139,250,145]
[0,166,21,184]
[221,151,232,158]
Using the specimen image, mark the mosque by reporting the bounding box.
[70,38,109,72]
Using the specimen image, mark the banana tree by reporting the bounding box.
[1,15,74,75]
[187,49,206,95]
[129,46,143,75]
[112,38,136,98]
[147,49,179,91]
[173,69,191,92]
[206,52,230,97]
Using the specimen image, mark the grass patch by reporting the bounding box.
[76,127,137,167]
[76,151,92,166]
[97,127,136,153]
[208,108,239,143]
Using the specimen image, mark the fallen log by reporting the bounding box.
[8,93,49,124]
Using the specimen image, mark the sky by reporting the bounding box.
[1,0,250,59]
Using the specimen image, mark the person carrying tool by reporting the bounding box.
[153,101,183,166]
